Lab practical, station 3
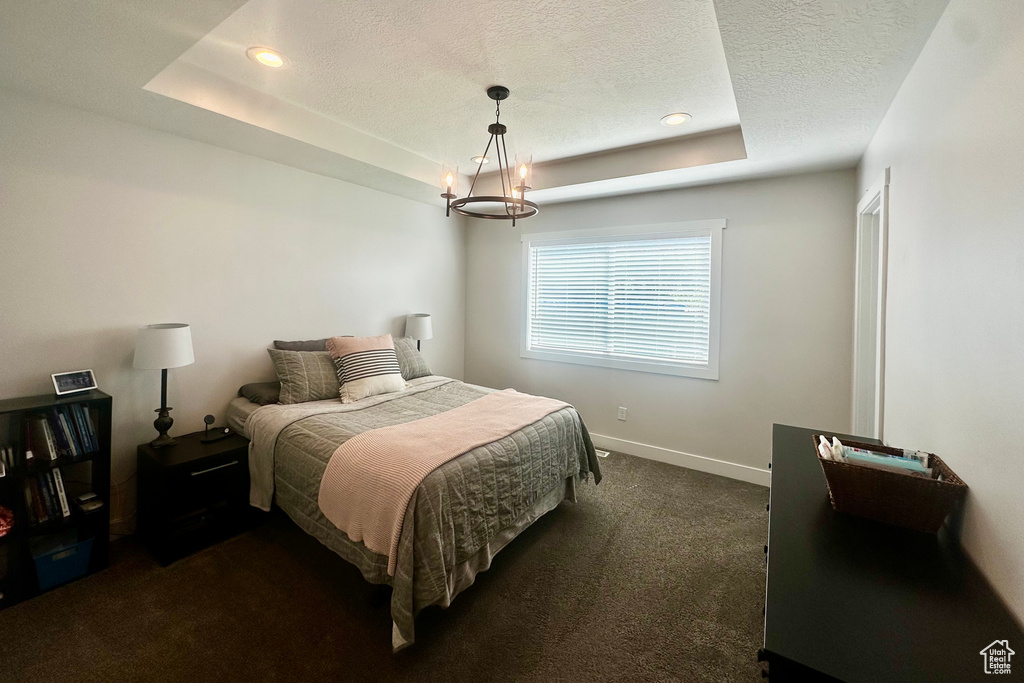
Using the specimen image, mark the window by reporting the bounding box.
[521,220,723,379]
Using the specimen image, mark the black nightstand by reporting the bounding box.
[137,430,256,564]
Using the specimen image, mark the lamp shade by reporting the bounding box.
[133,323,195,370]
[405,314,433,341]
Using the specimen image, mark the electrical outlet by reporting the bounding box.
[617,406,628,421]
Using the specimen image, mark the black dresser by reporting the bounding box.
[762,424,1023,682]
[137,430,255,564]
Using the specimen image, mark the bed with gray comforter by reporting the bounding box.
[242,376,601,650]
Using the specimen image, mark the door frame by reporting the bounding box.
[852,168,890,439]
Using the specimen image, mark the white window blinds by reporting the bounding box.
[522,223,722,379]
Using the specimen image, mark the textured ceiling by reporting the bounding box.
[0,0,243,108]
[173,0,740,164]
[0,0,951,205]
[714,0,950,169]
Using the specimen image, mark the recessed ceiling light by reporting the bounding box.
[471,156,490,165]
[660,112,692,127]
[247,47,285,68]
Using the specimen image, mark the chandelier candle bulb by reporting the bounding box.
[440,164,458,217]
[513,153,533,192]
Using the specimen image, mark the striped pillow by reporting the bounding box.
[326,334,406,404]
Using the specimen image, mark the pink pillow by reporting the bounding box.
[326,334,406,404]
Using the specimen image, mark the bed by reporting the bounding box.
[228,375,600,651]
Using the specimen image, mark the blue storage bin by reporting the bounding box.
[33,537,93,590]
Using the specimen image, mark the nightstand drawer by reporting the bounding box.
[165,457,246,511]
[165,499,238,538]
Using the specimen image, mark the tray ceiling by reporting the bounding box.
[165,0,740,164]
[0,0,950,205]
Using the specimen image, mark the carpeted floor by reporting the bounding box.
[0,453,769,683]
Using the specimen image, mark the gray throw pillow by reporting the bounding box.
[394,336,432,380]
[238,382,281,406]
[267,349,340,404]
[273,338,329,352]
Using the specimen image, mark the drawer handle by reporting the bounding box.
[191,460,239,477]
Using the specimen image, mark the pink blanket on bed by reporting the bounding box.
[317,389,569,575]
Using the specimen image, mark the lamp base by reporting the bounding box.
[151,407,176,448]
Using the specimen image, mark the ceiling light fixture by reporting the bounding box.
[247,47,285,68]
[471,155,490,165]
[442,86,537,227]
[660,112,692,126]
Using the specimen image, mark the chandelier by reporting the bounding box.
[441,85,538,227]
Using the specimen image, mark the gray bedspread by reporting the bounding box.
[245,376,600,650]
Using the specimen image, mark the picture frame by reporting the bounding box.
[51,369,98,396]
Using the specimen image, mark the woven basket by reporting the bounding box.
[814,436,968,534]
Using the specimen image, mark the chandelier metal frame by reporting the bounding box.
[443,86,538,227]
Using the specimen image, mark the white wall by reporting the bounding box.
[465,170,857,484]
[858,0,1024,623]
[0,90,466,515]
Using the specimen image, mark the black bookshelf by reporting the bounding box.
[0,390,111,610]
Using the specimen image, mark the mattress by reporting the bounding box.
[226,395,260,436]
[243,376,600,650]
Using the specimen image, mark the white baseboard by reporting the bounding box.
[590,433,770,487]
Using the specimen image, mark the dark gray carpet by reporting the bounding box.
[0,453,769,683]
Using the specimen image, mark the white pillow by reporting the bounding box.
[326,334,406,404]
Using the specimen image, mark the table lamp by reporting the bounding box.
[134,323,194,448]
[405,314,433,351]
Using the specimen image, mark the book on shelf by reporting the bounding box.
[68,406,85,454]
[39,473,57,520]
[26,478,47,524]
[39,418,55,459]
[82,406,98,452]
[27,417,56,461]
[21,481,33,526]
[1,446,17,469]
[68,405,84,453]
[21,468,76,526]
[45,421,59,460]
[73,404,96,453]
[51,469,71,518]
[0,417,13,470]
[54,409,76,456]
[0,445,11,476]
[22,405,99,463]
